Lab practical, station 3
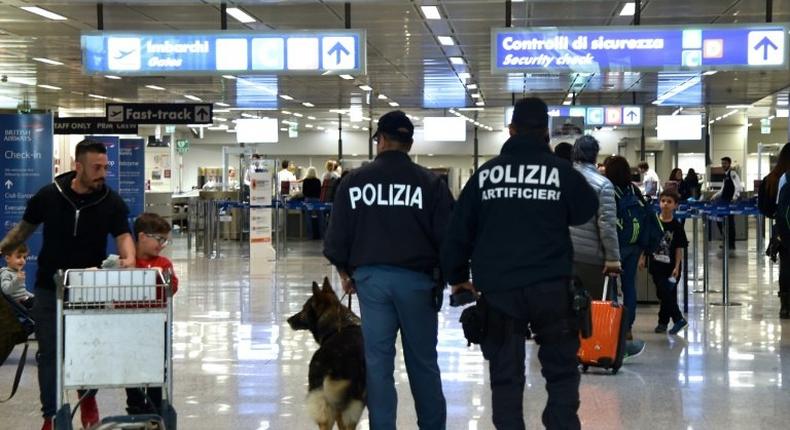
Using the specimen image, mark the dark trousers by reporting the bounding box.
[481,279,581,430]
[780,244,790,295]
[32,289,97,418]
[717,215,736,248]
[651,274,684,325]
[125,387,163,415]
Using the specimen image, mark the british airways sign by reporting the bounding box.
[492,24,789,73]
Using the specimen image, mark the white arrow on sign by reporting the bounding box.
[747,31,785,66]
[4,180,13,190]
[322,37,356,70]
[623,106,642,125]
[107,105,124,123]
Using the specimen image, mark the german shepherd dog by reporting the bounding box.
[287,277,366,430]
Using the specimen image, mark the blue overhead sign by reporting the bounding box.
[492,24,789,73]
[505,105,643,127]
[82,30,366,76]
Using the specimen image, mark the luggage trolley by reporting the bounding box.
[54,269,177,430]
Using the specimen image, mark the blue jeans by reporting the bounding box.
[620,246,641,331]
[354,265,446,430]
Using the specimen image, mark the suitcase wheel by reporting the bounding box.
[611,366,620,375]
[581,365,589,373]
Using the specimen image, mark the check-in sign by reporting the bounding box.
[106,103,213,124]
[492,24,789,73]
[82,30,366,76]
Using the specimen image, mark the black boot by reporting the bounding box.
[779,292,790,319]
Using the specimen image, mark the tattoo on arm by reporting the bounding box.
[0,221,37,254]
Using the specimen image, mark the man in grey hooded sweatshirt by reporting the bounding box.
[569,135,646,358]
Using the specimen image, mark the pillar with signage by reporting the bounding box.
[0,113,54,292]
[249,161,276,275]
[120,138,146,224]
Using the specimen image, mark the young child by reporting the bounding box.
[1,243,34,309]
[640,190,689,335]
[126,212,179,415]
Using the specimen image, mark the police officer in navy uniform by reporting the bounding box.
[323,110,452,430]
[441,98,599,430]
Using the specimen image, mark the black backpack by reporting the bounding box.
[0,293,35,402]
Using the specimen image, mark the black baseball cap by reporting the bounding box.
[511,97,549,129]
[373,110,414,144]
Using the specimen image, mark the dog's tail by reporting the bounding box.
[323,376,351,408]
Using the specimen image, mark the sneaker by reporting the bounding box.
[624,339,646,361]
[80,394,100,429]
[41,418,52,430]
[654,324,668,333]
[669,319,688,335]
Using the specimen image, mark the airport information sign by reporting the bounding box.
[505,105,642,127]
[106,103,213,125]
[492,24,789,73]
[82,30,366,75]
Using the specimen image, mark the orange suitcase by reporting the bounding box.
[577,276,628,374]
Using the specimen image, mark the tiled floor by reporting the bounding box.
[3,223,790,429]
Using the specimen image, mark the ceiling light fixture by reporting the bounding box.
[302,102,315,107]
[339,74,354,80]
[389,101,399,107]
[293,113,304,118]
[377,94,388,100]
[466,84,478,90]
[7,77,35,86]
[279,94,294,100]
[458,72,471,81]
[776,109,789,118]
[214,117,228,122]
[184,94,202,101]
[20,6,67,20]
[308,116,316,120]
[88,94,108,100]
[226,7,256,24]
[702,71,718,76]
[38,84,61,90]
[437,36,456,46]
[281,110,292,115]
[215,102,230,107]
[104,75,122,80]
[475,101,485,106]
[449,57,465,65]
[619,2,636,16]
[358,85,373,91]
[421,5,441,20]
[145,85,165,91]
[222,75,237,80]
[32,57,64,66]
[725,104,752,109]
[470,93,481,98]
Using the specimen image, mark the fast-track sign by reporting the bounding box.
[106,103,213,124]
[492,24,788,73]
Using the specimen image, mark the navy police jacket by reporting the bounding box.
[323,150,454,274]
[441,134,599,293]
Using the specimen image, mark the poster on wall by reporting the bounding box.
[249,161,275,274]
[0,113,54,292]
[120,138,145,224]
[88,135,121,192]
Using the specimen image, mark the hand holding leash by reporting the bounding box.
[341,277,356,295]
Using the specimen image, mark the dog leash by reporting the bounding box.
[339,291,353,309]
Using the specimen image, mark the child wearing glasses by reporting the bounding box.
[126,212,179,415]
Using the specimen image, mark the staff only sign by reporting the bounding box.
[491,24,789,73]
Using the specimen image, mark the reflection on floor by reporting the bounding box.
[2,228,790,429]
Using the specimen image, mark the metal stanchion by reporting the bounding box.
[757,214,765,261]
[692,215,704,293]
[282,200,289,257]
[711,214,741,307]
[702,216,710,294]
[683,246,689,313]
